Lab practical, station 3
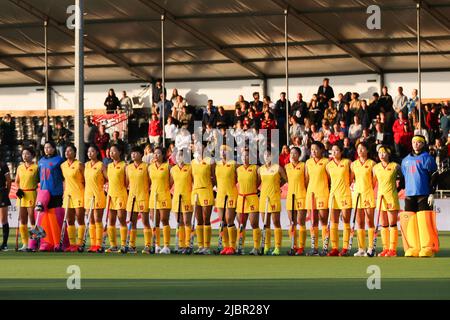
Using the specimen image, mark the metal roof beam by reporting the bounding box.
[8,0,154,82]
[138,0,266,78]
[420,0,450,33]
[271,0,382,73]
[0,49,44,83]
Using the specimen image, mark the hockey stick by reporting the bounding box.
[15,197,21,252]
[347,193,361,254]
[78,197,95,253]
[259,197,270,255]
[288,194,297,256]
[215,195,228,254]
[367,195,384,257]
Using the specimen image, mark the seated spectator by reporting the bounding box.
[279,145,290,167]
[172,95,186,120]
[103,148,113,166]
[328,123,341,145]
[358,99,371,130]
[311,124,323,142]
[263,96,276,114]
[142,144,154,164]
[291,93,307,124]
[233,107,245,125]
[426,104,440,142]
[216,106,230,128]
[260,111,276,130]
[109,130,126,154]
[308,99,322,127]
[202,102,217,128]
[250,92,263,112]
[178,105,192,130]
[348,115,363,142]
[167,142,176,166]
[170,88,179,105]
[120,91,133,116]
[324,99,338,125]
[339,119,349,137]
[95,124,110,159]
[429,138,448,167]
[440,105,449,140]
[349,92,361,114]
[413,121,429,143]
[337,102,353,128]
[246,108,260,129]
[342,137,356,160]
[319,119,332,143]
[148,113,162,148]
[289,116,302,143]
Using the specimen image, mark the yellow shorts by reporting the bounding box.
[377,194,400,211]
[330,194,352,210]
[191,188,214,207]
[305,191,329,210]
[172,193,192,213]
[108,195,127,210]
[63,193,84,209]
[352,191,375,209]
[215,192,238,209]
[19,190,37,208]
[84,192,106,210]
[126,197,149,213]
[259,195,281,213]
[286,193,306,210]
[236,194,259,214]
[149,191,172,210]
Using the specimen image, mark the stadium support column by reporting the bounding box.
[417,1,422,130]
[75,0,85,161]
[161,14,166,147]
[284,8,289,147]
[44,19,49,141]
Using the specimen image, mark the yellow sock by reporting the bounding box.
[381,227,390,250]
[222,226,229,248]
[67,225,76,246]
[343,223,351,249]
[196,225,204,248]
[163,225,171,247]
[130,229,137,247]
[203,225,212,248]
[184,226,191,248]
[274,228,282,249]
[144,228,152,246]
[368,228,374,249]
[77,225,86,246]
[299,225,306,248]
[107,226,116,247]
[89,224,96,247]
[120,226,128,246]
[228,225,237,249]
[178,226,185,248]
[264,228,271,249]
[253,228,261,249]
[357,229,366,249]
[331,223,339,249]
[313,227,319,249]
[95,222,103,247]
[389,227,398,251]
[19,224,29,245]
[155,227,161,246]
[321,226,328,248]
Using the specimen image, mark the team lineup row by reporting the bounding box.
[10,136,437,257]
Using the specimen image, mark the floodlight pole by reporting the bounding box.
[75,0,85,161]
[44,19,49,141]
[161,13,166,148]
[417,1,422,131]
[284,8,289,146]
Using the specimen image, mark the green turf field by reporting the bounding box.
[1,231,449,300]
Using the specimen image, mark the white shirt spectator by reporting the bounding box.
[348,123,362,142]
[164,123,178,141]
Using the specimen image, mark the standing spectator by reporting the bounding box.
[393,111,413,158]
[0,114,15,155]
[109,130,126,154]
[53,121,71,158]
[157,92,173,124]
[202,102,217,128]
[94,124,110,159]
[40,117,53,152]
[379,86,393,114]
[152,79,166,113]
[120,91,133,116]
[291,93,308,124]
[393,86,408,117]
[307,99,322,127]
[440,105,450,140]
[368,92,381,121]
[178,105,193,130]
[289,116,302,143]
[426,105,440,143]
[348,115,363,143]
[148,113,162,148]
[235,95,248,109]
[275,92,290,123]
[250,92,263,112]
[349,92,361,114]
[407,89,419,115]
[279,145,290,167]
[335,93,345,112]
[328,123,341,145]
[170,88,179,105]
[357,99,371,130]
[104,89,120,114]
[216,106,230,128]
[84,116,97,152]
[172,95,186,120]
[319,119,332,143]
[142,144,154,164]
[260,111,276,130]
[342,137,356,160]
[233,107,245,125]
[324,99,338,125]
[337,102,353,128]
[164,116,177,147]
[413,121,429,144]
[263,96,276,114]
[317,77,335,102]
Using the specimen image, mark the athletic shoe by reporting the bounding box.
[87,245,98,253]
[18,244,29,252]
[386,249,397,257]
[202,248,211,255]
[69,245,79,252]
[295,247,304,256]
[338,248,349,256]
[96,246,105,253]
[271,247,281,256]
[119,246,127,254]
[306,249,319,256]
[327,248,339,256]
[248,248,259,256]
[182,247,193,255]
[39,243,54,252]
[366,248,375,257]
[226,247,236,255]
[263,247,271,255]
[155,245,162,254]
[354,249,367,257]
[141,246,151,254]
[160,246,171,254]
[194,247,204,255]
[378,249,389,257]
[127,246,137,254]
[105,246,119,253]
[220,247,229,255]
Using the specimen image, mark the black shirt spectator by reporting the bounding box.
[202,105,217,128]
[275,92,291,120]
[379,86,394,114]
[250,92,263,113]
[317,78,335,102]
[215,107,230,128]
[104,89,120,114]
[152,80,166,106]
[291,93,308,124]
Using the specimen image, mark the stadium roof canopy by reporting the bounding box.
[0,0,450,86]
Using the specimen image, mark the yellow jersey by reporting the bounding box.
[236,164,258,195]
[306,158,329,195]
[107,161,127,198]
[170,164,192,212]
[351,159,376,208]
[16,163,38,191]
[215,160,238,208]
[127,162,149,202]
[192,157,213,191]
[285,161,306,198]
[373,162,400,211]
[148,162,171,209]
[84,160,106,209]
[326,159,351,197]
